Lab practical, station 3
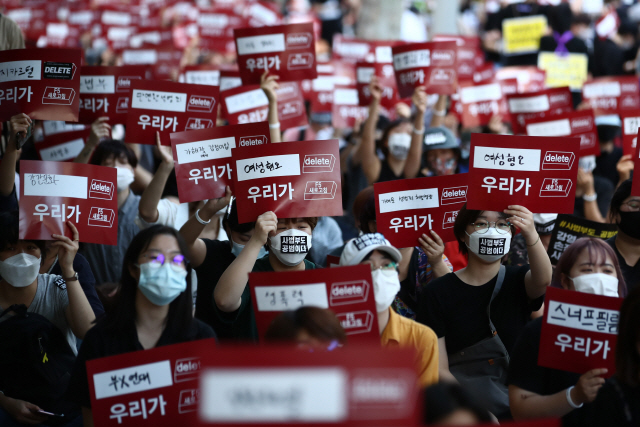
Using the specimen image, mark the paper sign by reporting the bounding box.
[78,65,147,125]
[234,23,317,84]
[391,41,458,98]
[356,61,401,109]
[37,128,90,162]
[433,35,484,82]
[19,160,118,245]
[219,70,243,92]
[458,80,506,127]
[537,52,588,91]
[231,139,342,223]
[546,214,618,265]
[495,66,546,94]
[87,339,216,427]
[171,122,271,203]
[502,15,548,55]
[374,174,469,248]
[179,65,220,86]
[332,85,369,129]
[507,87,573,134]
[539,287,622,375]
[619,110,640,156]
[331,34,398,64]
[582,76,640,116]
[249,264,379,343]
[525,110,600,157]
[0,48,81,121]
[467,133,580,213]
[126,80,219,146]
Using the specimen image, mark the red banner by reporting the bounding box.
[467,133,580,213]
[391,41,458,99]
[0,48,81,121]
[19,160,118,245]
[507,87,573,134]
[170,122,271,203]
[87,339,216,427]
[332,85,369,129]
[524,110,600,157]
[79,65,148,125]
[620,110,640,156]
[234,23,317,85]
[36,128,90,162]
[231,139,342,223]
[539,287,622,376]
[374,174,469,248]
[126,80,219,145]
[582,76,640,115]
[249,264,379,343]
[458,80,506,127]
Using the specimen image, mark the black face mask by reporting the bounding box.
[618,211,640,240]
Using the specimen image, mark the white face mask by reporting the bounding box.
[230,238,268,259]
[0,253,41,288]
[466,228,511,263]
[116,166,134,192]
[570,273,619,297]
[269,229,312,267]
[372,268,400,313]
[388,132,411,160]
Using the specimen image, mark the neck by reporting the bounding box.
[616,230,640,258]
[0,279,38,307]
[377,307,390,335]
[117,187,130,209]
[39,253,57,274]
[269,252,307,272]
[459,254,502,285]
[135,290,169,331]
[386,155,405,176]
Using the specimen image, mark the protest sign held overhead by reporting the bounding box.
[331,34,398,64]
[178,65,220,86]
[582,76,640,116]
[507,87,573,134]
[524,110,600,157]
[619,110,640,156]
[458,80,507,127]
[332,85,369,129]
[356,61,402,109]
[633,141,640,197]
[392,41,458,98]
[537,52,588,91]
[36,128,90,162]
[433,35,484,82]
[502,15,548,55]
[546,214,618,265]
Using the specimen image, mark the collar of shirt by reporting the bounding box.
[380,308,402,346]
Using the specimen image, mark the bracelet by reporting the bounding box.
[269,122,281,129]
[412,127,425,135]
[566,386,584,409]
[195,209,211,225]
[432,109,446,117]
[527,235,540,247]
[583,193,597,202]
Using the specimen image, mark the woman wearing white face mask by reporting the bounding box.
[508,237,626,426]
[416,203,552,419]
[214,212,318,340]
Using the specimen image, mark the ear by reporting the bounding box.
[560,273,572,291]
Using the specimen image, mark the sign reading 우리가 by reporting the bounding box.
[19,160,118,246]
[374,174,469,248]
[249,264,379,343]
[525,109,600,157]
[582,76,640,115]
[234,22,317,85]
[467,133,580,213]
[171,122,271,203]
[0,48,81,121]
[619,109,640,156]
[502,15,548,55]
[232,139,342,223]
[507,87,573,134]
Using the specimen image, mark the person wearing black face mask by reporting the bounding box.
[606,179,640,293]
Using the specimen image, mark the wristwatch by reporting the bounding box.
[63,272,79,282]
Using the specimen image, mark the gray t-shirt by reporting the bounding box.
[0,274,75,355]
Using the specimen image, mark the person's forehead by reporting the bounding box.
[574,248,613,266]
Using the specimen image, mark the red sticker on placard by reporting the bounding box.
[582,76,640,116]
[524,110,600,157]
[392,41,458,98]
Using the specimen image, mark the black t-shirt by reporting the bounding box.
[607,235,640,293]
[587,379,640,426]
[377,159,404,183]
[573,174,613,220]
[593,38,625,78]
[416,265,543,355]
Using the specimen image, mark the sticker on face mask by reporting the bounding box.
[478,237,506,255]
[281,235,308,253]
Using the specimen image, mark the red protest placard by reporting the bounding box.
[620,110,640,156]
[392,41,458,99]
[458,80,506,127]
[433,35,484,82]
[36,128,90,162]
[126,80,219,146]
[179,65,219,86]
[355,61,402,109]
[0,48,81,121]
[231,139,342,223]
[331,34,398,63]
[332,85,368,129]
[79,65,148,125]
[467,133,580,213]
[219,69,242,92]
[524,109,600,157]
[19,160,118,246]
[86,339,216,427]
[374,174,469,248]
[495,66,546,94]
[234,22,317,85]
[539,287,622,376]
[170,122,271,203]
[249,264,379,343]
[506,87,573,134]
[632,142,640,197]
[582,76,640,116]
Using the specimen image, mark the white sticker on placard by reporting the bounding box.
[583,81,621,98]
[333,89,359,105]
[508,95,550,113]
[185,70,220,86]
[80,76,115,94]
[199,368,348,422]
[623,116,640,135]
[393,49,431,71]
[220,77,243,92]
[131,89,187,112]
[225,89,269,114]
[93,360,173,399]
[101,10,132,26]
[378,188,439,213]
[236,154,301,181]
[24,174,88,199]
[375,46,393,63]
[473,146,541,171]
[39,138,85,162]
[122,50,157,65]
[547,300,618,334]
[460,83,502,104]
[356,67,375,84]
[176,137,236,164]
[0,60,42,83]
[236,34,286,55]
[255,283,328,311]
[526,119,572,136]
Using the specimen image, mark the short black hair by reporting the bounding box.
[222,199,254,234]
[609,179,633,223]
[423,383,492,424]
[453,203,514,256]
[0,211,47,258]
[89,139,138,168]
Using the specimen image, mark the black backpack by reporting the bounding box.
[0,304,79,422]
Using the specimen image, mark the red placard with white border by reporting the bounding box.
[234,23,317,85]
[36,128,90,162]
[495,66,546,94]
[374,174,469,248]
[79,65,148,125]
[126,80,219,146]
[178,65,220,86]
[458,80,506,127]
[467,133,580,213]
[582,76,640,116]
[0,48,81,121]
[87,339,216,427]
[433,35,484,82]
[507,87,573,134]
[619,110,640,156]
[231,139,342,223]
[331,34,398,64]
[219,70,242,92]
[356,61,402,108]
[539,287,622,376]
[632,141,640,197]
[19,160,118,245]
[332,85,369,129]
[392,41,458,99]
[170,122,271,203]
[249,264,379,343]
[524,110,600,157]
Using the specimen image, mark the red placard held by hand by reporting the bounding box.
[171,122,271,203]
[332,85,368,129]
[619,110,640,156]
[507,87,573,134]
[37,128,90,162]
[582,76,640,115]
[356,61,402,109]
[19,160,118,245]
[374,174,469,248]
[249,264,379,343]
[232,139,342,223]
[0,48,81,121]
[467,133,580,213]
[539,287,622,376]
[525,110,600,157]
[234,22,317,85]
[632,139,640,197]
[458,80,506,127]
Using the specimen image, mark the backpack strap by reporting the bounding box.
[487,266,506,335]
[0,304,27,320]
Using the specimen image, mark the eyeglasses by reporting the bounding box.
[140,253,186,271]
[369,261,398,272]
[469,220,512,234]
[621,200,640,212]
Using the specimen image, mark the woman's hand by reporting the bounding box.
[251,211,278,245]
[412,86,428,115]
[50,221,80,276]
[572,368,608,405]
[616,154,634,182]
[9,113,32,145]
[88,117,110,146]
[260,70,280,103]
[203,185,233,215]
[504,205,538,244]
[156,131,174,169]
[369,75,383,103]
[418,230,445,267]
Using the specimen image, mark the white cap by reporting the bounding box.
[594,114,621,127]
[339,233,402,266]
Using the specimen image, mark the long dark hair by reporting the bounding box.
[609,179,632,223]
[102,226,195,341]
[616,287,640,386]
